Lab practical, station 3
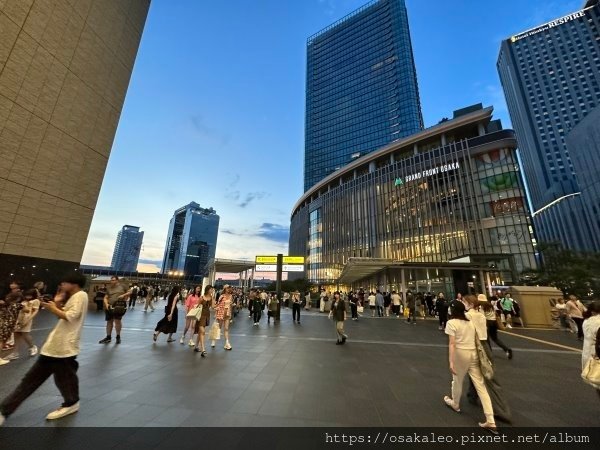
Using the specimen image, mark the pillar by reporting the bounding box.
[479,270,486,296]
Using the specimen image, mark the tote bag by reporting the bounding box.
[474,329,494,380]
[581,357,600,388]
[186,305,203,321]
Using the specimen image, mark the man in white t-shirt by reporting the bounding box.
[0,272,88,426]
[391,291,402,317]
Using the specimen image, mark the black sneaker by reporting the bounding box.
[506,349,513,360]
[99,337,111,344]
[116,336,121,345]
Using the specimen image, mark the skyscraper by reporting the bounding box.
[111,225,144,272]
[162,202,219,277]
[303,0,423,192]
[0,0,151,287]
[497,0,600,252]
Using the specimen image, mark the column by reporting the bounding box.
[479,270,486,296]
[250,268,255,289]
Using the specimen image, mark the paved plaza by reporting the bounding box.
[0,302,597,429]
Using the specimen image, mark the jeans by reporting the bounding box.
[1,355,79,417]
[377,305,384,317]
[292,303,301,322]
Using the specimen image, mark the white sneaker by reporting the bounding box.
[46,402,79,420]
[211,341,216,348]
[4,353,19,361]
[179,336,184,344]
[188,339,194,347]
[0,358,10,366]
[507,324,512,329]
[29,345,38,357]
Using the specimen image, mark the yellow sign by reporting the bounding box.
[283,256,305,264]
[255,256,277,264]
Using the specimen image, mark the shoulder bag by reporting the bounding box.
[474,328,494,380]
[186,304,203,321]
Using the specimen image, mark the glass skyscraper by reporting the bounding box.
[497,0,600,252]
[111,225,144,272]
[303,0,423,192]
[162,202,219,277]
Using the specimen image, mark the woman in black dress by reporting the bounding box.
[153,286,180,343]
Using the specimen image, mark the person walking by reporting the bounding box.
[215,285,233,350]
[99,276,130,345]
[128,284,139,310]
[406,290,417,324]
[14,289,41,358]
[349,291,358,321]
[292,291,301,324]
[436,292,449,331]
[391,291,402,318]
[375,290,384,318]
[581,301,600,400]
[443,300,497,433]
[368,291,376,317]
[144,285,155,312]
[267,294,278,324]
[464,295,512,423]
[250,289,262,326]
[0,292,22,364]
[500,293,515,329]
[479,294,512,359]
[304,291,311,310]
[153,286,180,343]
[180,286,201,345]
[194,285,214,357]
[0,272,88,425]
[329,292,347,345]
[566,295,587,341]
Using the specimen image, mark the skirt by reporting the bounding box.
[155,308,178,334]
[194,314,210,332]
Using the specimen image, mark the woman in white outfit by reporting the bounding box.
[582,301,600,400]
[444,300,497,433]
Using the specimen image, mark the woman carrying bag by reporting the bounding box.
[153,286,180,343]
[193,285,214,357]
[443,300,497,433]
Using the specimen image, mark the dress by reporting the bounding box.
[155,295,178,334]
[194,296,212,332]
[215,295,232,321]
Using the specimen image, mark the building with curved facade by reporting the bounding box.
[289,104,537,294]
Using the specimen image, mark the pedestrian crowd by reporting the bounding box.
[1,276,598,429]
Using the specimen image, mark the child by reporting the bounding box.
[15,289,41,357]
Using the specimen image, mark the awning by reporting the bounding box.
[206,258,256,275]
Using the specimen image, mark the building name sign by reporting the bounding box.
[395,162,460,186]
[510,9,587,43]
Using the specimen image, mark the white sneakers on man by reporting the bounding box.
[0,358,10,366]
[29,345,38,357]
[46,402,79,420]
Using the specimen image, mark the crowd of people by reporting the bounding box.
[0,275,598,428]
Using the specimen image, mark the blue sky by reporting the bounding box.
[81,0,584,273]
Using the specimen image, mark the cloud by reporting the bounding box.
[238,191,267,208]
[138,258,162,266]
[257,223,289,244]
[225,190,241,201]
[190,114,230,147]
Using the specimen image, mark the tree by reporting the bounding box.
[519,242,600,300]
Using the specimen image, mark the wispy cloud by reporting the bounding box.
[190,114,230,147]
[238,192,267,208]
[221,223,289,244]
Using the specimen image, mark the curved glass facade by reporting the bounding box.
[291,107,537,286]
[304,0,423,192]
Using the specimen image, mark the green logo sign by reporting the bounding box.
[394,178,404,186]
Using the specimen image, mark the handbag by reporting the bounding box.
[474,329,494,380]
[357,305,364,313]
[208,322,221,340]
[186,305,203,321]
[403,307,410,318]
[112,300,127,316]
[581,357,600,387]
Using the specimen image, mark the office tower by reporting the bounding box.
[0,0,151,288]
[162,202,219,277]
[303,0,423,192]
[111,225,144,272]
[497,0,600,251]
[566,105,600,250]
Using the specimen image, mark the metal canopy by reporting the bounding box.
[206,258,255,275]
[338,258,489,284]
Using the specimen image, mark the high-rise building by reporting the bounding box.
[111,225,144,272]
[303,0,423,192]
[162,202,219,278]
[566,105,600,250]
[0,0,151,288]
[497,0,600,252]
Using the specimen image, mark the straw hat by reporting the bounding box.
[477,294,488,302]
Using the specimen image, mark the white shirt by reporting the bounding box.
[41,291,88,358]
[466,309,488,340]
[391,294,401,306]
[445,318,476,350]
[368,295,376,306]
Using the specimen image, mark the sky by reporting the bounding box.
[80,0,584,274]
